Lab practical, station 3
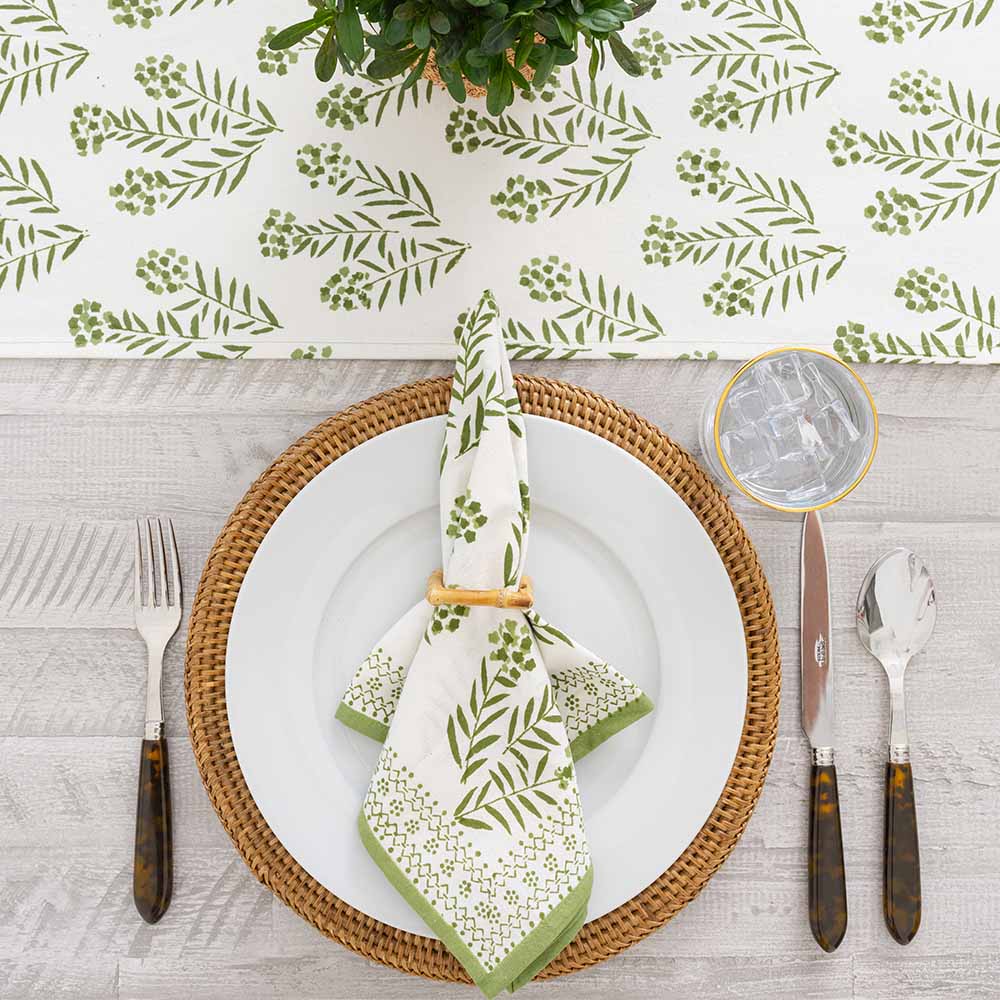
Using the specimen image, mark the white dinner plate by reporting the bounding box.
[227,414,747,936]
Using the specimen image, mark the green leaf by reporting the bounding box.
[429,10,451,33]
[447,715,461,766]
[457,816,492,830]
[336,2,365,64]
[315,25,339,81]
[412,16,431,50]
[608,32,641,77]
[269,17,323,50]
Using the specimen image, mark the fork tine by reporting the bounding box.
[134,519,143,609]
[144,518,157,606]
[154,519,168,609]
[166,518,181,608]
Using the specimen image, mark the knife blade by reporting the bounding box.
[800,510,847,953]
[801,510,833,749]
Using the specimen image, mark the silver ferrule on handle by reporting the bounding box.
[811,746,835,766]
[143,646,165,740]
[887,669,909,759]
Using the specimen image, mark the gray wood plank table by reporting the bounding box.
[1,359,998,1000]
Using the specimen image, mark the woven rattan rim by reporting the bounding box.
[185,374,780,985]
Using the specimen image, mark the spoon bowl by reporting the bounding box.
[857,548,937,673]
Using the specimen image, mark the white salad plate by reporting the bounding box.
[227,414,747,936]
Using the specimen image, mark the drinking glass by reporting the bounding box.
[698,348,878,512]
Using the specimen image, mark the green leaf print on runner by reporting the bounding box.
[504,255,667,359]
[643,148,845,319]
[463,69,659,222]
[70,55,281,214]
[107,0,237,30]
[261,145,469,312]
[828,69,1000,234]
[651,0,839,132]
[860,0,995,44]
[257,25,436,127]
[0,0,89,116]
[0,152,86,291]
[66,248,281,358]
[835,265,999,363]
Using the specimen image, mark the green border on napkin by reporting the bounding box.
[569,692,654,762]
[359,810,593,999]
[335,701,389,742]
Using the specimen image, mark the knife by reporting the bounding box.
[800,510,848,952]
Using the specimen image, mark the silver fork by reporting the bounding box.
[132,517,182,924]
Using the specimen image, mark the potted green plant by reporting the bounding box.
[269,0,654,115]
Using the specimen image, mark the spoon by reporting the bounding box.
[856,548,936,945]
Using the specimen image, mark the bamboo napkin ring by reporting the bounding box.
[425,569,534,609]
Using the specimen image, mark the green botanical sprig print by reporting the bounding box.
[502,481,530,589]
[473,69,658,222]
[66,248,281,358]
[443,290,519,464]
[290,344,334,359]
[0,152,86,291]
[829,70,1000,235]
[0,0,89,116]
[525,612,573,647]
[447,103,586,165]
[72,55,281,215]
[860,0,995,44]
[835,265,999,362]
[447,490,488,544]
[257,26,437,128]
[107,0,237,30]
[504,254,666,359]
[425,603,470,641]
[447,624,566,834]
[663,0,839,132]
[643,147,845,319]
[262,146,469,312]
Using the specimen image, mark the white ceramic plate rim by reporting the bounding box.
[226,414,748,936]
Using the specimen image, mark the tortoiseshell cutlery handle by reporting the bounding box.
[808,759,848,952]
[133,736,173,923]
[884,758,921,944]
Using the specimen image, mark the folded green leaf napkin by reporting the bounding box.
[336,291,653,997]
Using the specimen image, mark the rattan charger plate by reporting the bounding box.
[185,374,780,986]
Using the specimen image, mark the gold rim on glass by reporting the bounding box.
[712,347,879,514]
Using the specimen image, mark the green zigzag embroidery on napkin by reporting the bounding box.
[647,0,839,132]
[66,248,281,358]
[259,147,470,313]
[550,662,654,761]
[69,55,281,215]
[835,265,999,363]
[642,148,845,320]
[827,69,1000,236]
[0,153,87,293]
[860,0,996,44]
[359,747,592,997]
[503,255,668,360]
[0,0,89,118]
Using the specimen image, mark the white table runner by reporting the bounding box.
[2,0,998,361]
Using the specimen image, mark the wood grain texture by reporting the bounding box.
[0,358,997,999]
